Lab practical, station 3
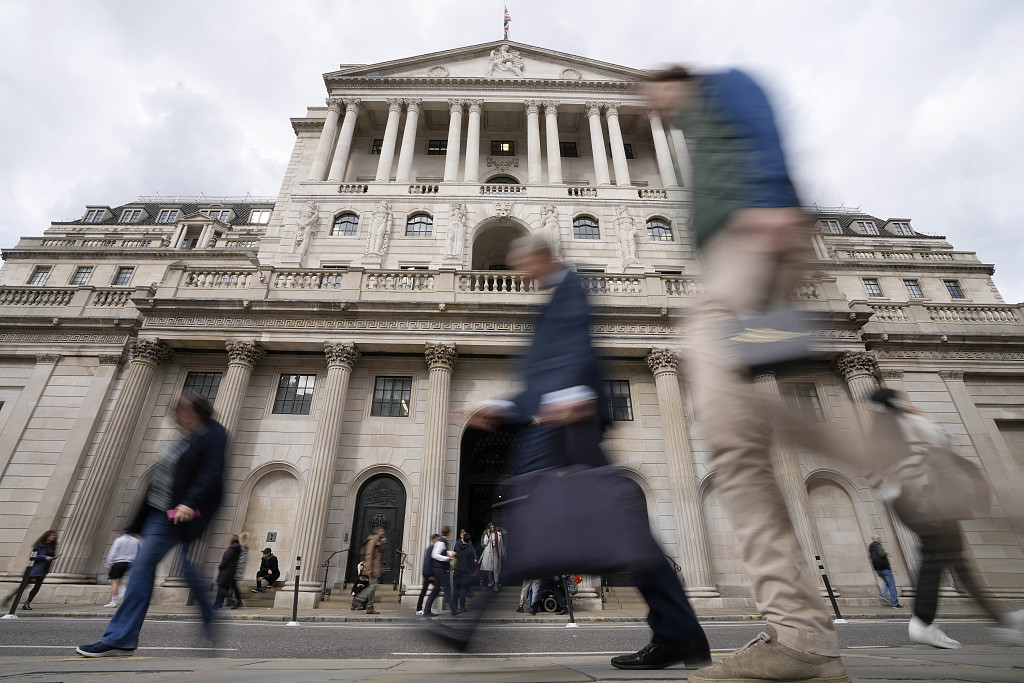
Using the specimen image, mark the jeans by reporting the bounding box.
[100,508,212,649]
[876,568,899,606]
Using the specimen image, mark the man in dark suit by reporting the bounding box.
[77,391,227,657]
[466,234,711,670]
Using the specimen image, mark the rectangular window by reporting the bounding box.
[782,382,825,422]
[891,222,912,236]
[622,143,634,160]
[863,278,883,298]
[427,139,447,155]
[559,141,578,158]
[112,266,134,286]
[249,209,271,224]
[28,266,51,285]
[604,380,634,421]
[157,209,179,223]
[854,220,878,235]
[370,376,412,417]
[201,209,231,221]
[370,138,383,155]
[903,279,924,298]
[84,209,105,223]
[820,220,841,234]
[119,209,142,223]
[70,266,93,285]
[490,140,515,156]
[944,280,966,299]
[272,373,316,415]
[183,371,222,401]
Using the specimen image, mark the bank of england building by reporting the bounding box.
[1,41,1022,609]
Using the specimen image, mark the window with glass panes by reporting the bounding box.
[157,209,179,223]
[490,140,515,156]
[427,139,447,155]
[84,209,105,223]
[272,374,316,414]
[891,222,912,236]
[782,382,825,421]
[573,216,600,239]
[646,217,673,241]
[332,213,359,236]
[120,209,142,223]
[854,220,878,235]
[28,266,51,285]
[249,209,271,224]
[623,143,634,159]
[405,213,433,236]
[863,278,883,297]
[113,267,134,286]
[71,266,93,285]
[559,141,578,157]
[820,220,841,234]
[944,280,966,299]
[370,376,412,417]
[903,279,924,298]
[183,371,222,401]
[370,139,383,154]
[604,380,634,421]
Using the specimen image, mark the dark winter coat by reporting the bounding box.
[216,541,242,587]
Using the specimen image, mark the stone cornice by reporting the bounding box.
[3,248,263,262]
[813,259,995,276]
[324,76,639,94]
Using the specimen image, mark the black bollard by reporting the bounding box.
[3,549,37,619]
[287,555,301,626]
[815,555,846,623]
[561,574,577,628]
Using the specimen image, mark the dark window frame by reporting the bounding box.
[370,376,413,417]
[490,140,515,156]
[183,371,223,402]
[272,373,316,415]
[112,266,135,286]
[782,382,825,422]
[332,212,359,236]
[426,139,447,155]
[903,279,924,298]
[604,380,634,421]
[370,138,383,155]
[622,143,634,159]
[28,266,52,285]
[944,280,966,299]
[405,213,433,237]
[646,217,673,242]
[70,266,93,286]
[559,141,578,158]
[862,278,883,298]
[573,215,600,240]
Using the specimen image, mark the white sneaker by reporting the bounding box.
[415,610,424,615]
[991,609,1024,645]
[909,616,961,649]
[102,601,117,608]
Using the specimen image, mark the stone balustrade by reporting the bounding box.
[479,184,526,195]
[663,277,705,296]
[273,270,346,290]
[864,301,1024,330]
[365,270,435,292]
[567,187,597,197]
[183,270,254,289]
[579,274,642,295]
[867,304,911,322]
[0,287,77,306]
[0,285,146,319]
[840,250,963,262]
[458,271,534,293]
[338,184,369,193]
[926,304,1019,324]
[638,188,668,199]
[409,184,439,194]
[90,289,134,307]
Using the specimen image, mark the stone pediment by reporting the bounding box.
[325,40,647,83]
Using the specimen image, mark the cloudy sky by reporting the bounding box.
[2,1,1021,301]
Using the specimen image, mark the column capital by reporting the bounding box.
[524,100,541,115]
[645,108,663,121]
[425,342,457,370]
[403,98,423,113]
[940,370,964,382]
[542,101,559,115]
[646,347,679,375]
[448,99,465,114]
[754,370,778,383]
[834,351,879,381]
[129,338,173,366]
[584,102,603,117]
[225,340,266,368]
[325,342,360,369]
[342,97,361,113]
[325,97,344,113]
[603,102,621,115]
[386,98,404,113]
[466,99,484,114]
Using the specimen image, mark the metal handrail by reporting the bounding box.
[320,548,348,601]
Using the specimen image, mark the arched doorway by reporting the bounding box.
[458,427,518,535]
[347,474,407,587]
[604,474,650,587]
[471,220,529,271]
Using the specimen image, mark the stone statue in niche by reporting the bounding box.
[445,203,467,258]
[366,201,392,255]
[484,44,525,77]
[540,205,561,258]
[293,201,319,256]
[614,205,641,265]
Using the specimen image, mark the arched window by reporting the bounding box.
[331,212,359,236]
[573,215,600,240]
[646,217,673,242]
[406,213,433,237]
[485,175,519,185]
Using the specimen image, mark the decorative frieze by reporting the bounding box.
[424,342,458,370]
[98,354,125,365]
[325,341,359,368]
[225,340,266,368]
[940,370,965,381]
[35,353,62,364]
[882,369,904,380]
[494,201,514,218]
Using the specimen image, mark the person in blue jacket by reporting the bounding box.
[6,530,58,611]
[76,391,227,657]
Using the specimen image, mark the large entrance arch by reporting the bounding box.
[457,427,518,537]
[346,474,407,586]
[470,219,529,270]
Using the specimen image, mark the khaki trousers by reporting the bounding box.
[685,225,839,657]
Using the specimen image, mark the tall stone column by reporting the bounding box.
[374,98,403,182]
[414,343,457,571]
[463,100,483,182]
[754,371,826,590]
[525,101,543,184]
[326,98,361,182]
[283,342,360,607]
[585,102,611,186]
[395,99,422,184]
[543,101,562,184]
[443,100,464,183]
[668,125,692,188]
[647,110,678,188]
[308,98,343,181]
[646,349,718,596]
[214,341,266,435]
[834,351,880,433]
[605,103,631,187]
[52,339,172,580]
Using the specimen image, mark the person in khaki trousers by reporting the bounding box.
[353,527,387,615]
[645,66,849,683]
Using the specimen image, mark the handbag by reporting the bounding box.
[496,464,665,579]
[726,305,813,372]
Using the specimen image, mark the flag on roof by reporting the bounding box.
[504,5,511,40]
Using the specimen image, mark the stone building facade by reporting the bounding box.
[1,41,1022,610]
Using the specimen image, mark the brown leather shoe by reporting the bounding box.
[366,606,380,615]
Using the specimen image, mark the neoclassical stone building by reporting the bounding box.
[1,41,1022,610]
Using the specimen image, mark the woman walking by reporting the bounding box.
[479,523,503,592]
[214,535,242,609]
[231,532,249,609]
[9,530,58,610]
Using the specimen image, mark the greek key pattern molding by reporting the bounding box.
[0,332,129,344]
[875,349,1024,361]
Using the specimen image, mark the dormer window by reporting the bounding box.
[157,209,179,223]
[84,209,107,223]
[820,220,841,235]
[120,209,143,223]
[854,220,878,235]
[249,209,271,224]
[180,225,203,250]
[891,222,913,236]
[201,209,232,222]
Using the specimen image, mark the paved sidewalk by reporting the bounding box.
[1,648,1023,682]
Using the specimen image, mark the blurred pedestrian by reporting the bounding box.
[415,533,440,615]
[213,535,242,609]
[422,526,456,617]
[4,530,58,611]
[517,578,540,613]
[528,575,567,615]
[252,547,280,592]
[230,532,249,609]
[868,535,902,609]
[479,522,504,592]
[645,66,849,683]
[453,529,477,613]
[103,530,140,608]
[353,527,386,614]
[75,391,226,657]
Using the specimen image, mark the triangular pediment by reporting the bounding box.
[325,40,648,82]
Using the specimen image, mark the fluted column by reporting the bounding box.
[308,98,343,181]
[415,343,457,570]
[585,102,611,186]
[286,342,360,605]
[646,349,718,596]
[668,125,692,188]
[525,100,543,184]
[52,339,172,579]
[443,100,464,183]
[463,100,483,183]
[374,99,403,182]
[834,351,880,432]
[754,371,826,589]
[395,99,422,183]
[605,103,631,187]
[543,101,562,184]
[647,110,678,188]
[214,341,266,435]
[326,98,361,182]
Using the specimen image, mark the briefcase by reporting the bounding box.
[497,465,665,579]
[726,305,813,372]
